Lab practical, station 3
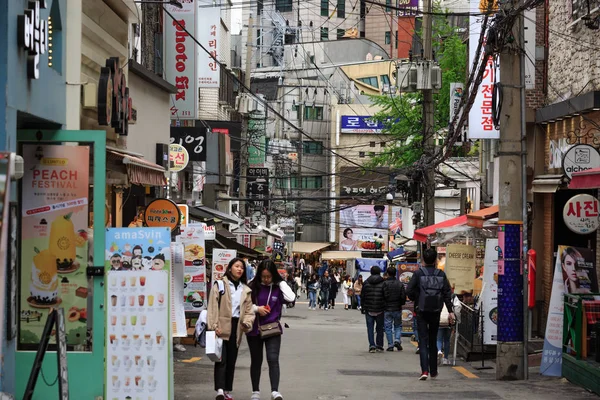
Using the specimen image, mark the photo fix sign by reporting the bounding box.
[18,0,48,80]
[563,194,600,234]
[97,57,133,136]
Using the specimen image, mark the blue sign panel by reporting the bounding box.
[340,116,386,133]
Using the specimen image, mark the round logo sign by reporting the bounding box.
[144,198,181,232]
[563,194,600,234]
[562,144,600,179]
[169,144,189,172]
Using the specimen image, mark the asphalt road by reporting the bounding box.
[174,295,599,400]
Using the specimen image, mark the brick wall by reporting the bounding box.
[542,192,553,330]
[525,4,546,110]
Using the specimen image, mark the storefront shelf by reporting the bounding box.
[563,353,600,396]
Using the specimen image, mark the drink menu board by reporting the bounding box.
[177,225,207,313]
[106,270,170,399]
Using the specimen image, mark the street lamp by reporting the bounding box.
[133,0,183,8]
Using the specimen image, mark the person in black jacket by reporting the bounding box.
[329,270,339,309]
[361,266,386,352]
[406,248,455,380]
[382,266,406,351]
[319,271,332,310]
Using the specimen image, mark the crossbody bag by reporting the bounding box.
[258,285,283,339]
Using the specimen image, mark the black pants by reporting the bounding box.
[417,311,440,375]
[247,334,282,392]
[214,318,239,391]
[330,292,337,308]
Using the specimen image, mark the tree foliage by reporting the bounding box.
[366,8,467,171]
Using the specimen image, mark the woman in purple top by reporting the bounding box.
[247,260,295,400]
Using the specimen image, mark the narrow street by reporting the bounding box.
[174,295,598,400]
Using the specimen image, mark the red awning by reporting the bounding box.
[107,150,167,186]
[569,167,600,189]
[413,215,468,243]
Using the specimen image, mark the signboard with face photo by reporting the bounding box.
[339,204,389,229]
[339,228,388,251]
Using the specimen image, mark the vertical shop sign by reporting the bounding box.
[176,227,207,312]
[468,0,499,139]
[247,167,269,210]
[482,239,498,345]
[396,262,419,333]
[20,145,90,347]
[171,243,187,337]
[197,6,221,88]
[18,0,48,79]
[164,0,198,119]
[105,228,172,399]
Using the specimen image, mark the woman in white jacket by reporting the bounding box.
[341,276,353,310]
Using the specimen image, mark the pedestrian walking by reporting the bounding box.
[247,260,295,400]
[285,274,296,308]
[342,275,353,310]
[361,266,386,352]
[207,258,256,400]
[319,271,332,310]
[406,248,455,380]
[437,301,453,366]
[294,273,302,295]
[307,274,319,310]
[382,266,406,351]
[353,275,363,310]
[329,271,339,309]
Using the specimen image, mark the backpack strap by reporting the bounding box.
[419,266,429,276]
[215,280,225,306]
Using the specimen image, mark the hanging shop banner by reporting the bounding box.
[563,194,600,234]
[170,126,206,162]
[247,167,269,210]
[212,249,237,282]
[176,228,207,313]
[105,227,172,399]
[19,144,90,347]
[449,83,466,143]
[524,9,536,90]
[197,6,221,88]
[445,244,476,295]
[562,144,600,180]
[180,223,215,241]
[340,204,389,229]
[144,198,181,233]
[468,0,500,139]
[395,262,419,333]
[169,144,189,172]
[389,206,403,235]
[164,0,198,119]
[339,228,388,251]
[171,243,187,337]
[482,239,499,345]
[248,113,267,167]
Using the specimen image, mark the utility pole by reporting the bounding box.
[422,0,435,227]
[496,2,525,380]
[297,80,303,229]
[240,14,254,207]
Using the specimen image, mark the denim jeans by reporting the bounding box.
[437,326,451,358]
[308,291,316,308]
[355,295,361,308]
[412,315,419,343]
[320,290,330,308]
[417,312,440,375]
[384,311,403,347]
[365,313,384,349]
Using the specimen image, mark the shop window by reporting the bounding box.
[381,74,391,87]
[303,141,324,155]
[337,29,345,39]
[380,141,386,147]
[358,77,379,88]
[337,0,345,18]
[321,0,329,16]
[359,151,366,158]
[385,31,391,45]
[386,0,392,12]
[276,0,293,12]
[321,27,329,41]
[370,141,376,147]
[304,106,324,120]
[291,176,323,189]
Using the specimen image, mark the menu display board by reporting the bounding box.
[177,227,207,313]
[212,249,237,283]
[395,262,420,333]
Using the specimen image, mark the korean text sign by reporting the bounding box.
[340,116,385,134]
[197,6,220,88]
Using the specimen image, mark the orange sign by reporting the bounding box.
[178,204,189,227]
[144,198,181,232]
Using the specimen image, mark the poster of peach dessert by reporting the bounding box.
[19,144,90,347]
[105,227,172,399]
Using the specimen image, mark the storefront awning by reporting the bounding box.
[189,206,243,226]
[413,215,468,243]
[569,167,600,189]
[467,205,499,228]
[532,174,566,193]
[292,242,331,254]
[213,232,262,258]
[321,251,362,260]
[260,226,284,240]
[106,149,167,186]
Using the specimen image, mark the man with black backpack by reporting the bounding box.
[406,248,455,380]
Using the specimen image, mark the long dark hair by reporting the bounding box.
[225,257,247,284]
[249,259,283,300]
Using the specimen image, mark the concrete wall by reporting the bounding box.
[126,73,171,161]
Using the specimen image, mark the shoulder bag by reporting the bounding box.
[258,285,283,339]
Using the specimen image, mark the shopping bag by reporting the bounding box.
[205,331,223,362]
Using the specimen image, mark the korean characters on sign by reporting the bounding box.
[209,25,217,72]
[563,194,600,234]
[18,0,49,80]
[197,7,221,88]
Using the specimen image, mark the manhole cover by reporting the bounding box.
[338,369,413,377]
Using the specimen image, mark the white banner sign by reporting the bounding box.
[468,1,500,139]
[170,243,187,337]
[197,7,221,88]
[482,239,498,345]
[524,9,536,90]
[164,1,198,119]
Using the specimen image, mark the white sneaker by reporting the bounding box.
[271,391,283,400]
[443,358,450,365]
[216,389,225,400]
[251,391,261,400]
[437,351,443,366]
